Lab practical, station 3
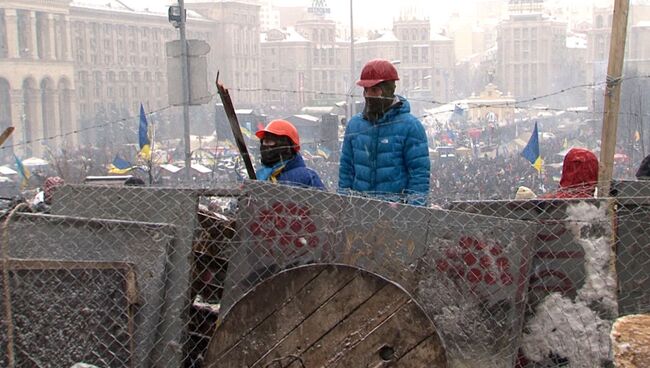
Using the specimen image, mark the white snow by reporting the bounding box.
[522,201,618,366]
[566,202,618,314]
[522,293,612,367]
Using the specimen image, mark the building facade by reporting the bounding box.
[261,14,456,117]
[0,0,262,158]
[260,27,311,112]
[0,0,75,158]
[497,0,568,99]
[188,1,262,107]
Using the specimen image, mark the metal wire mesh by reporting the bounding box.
[1,179,649,367]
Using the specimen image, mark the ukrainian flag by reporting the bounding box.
[316,147,330,159]
[139,104,151,160]
[521,122,542,173]
[109,155,133,174]
[14,154,30,189]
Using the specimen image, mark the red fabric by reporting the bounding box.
[544,148,598,198]
[468,128,482,140]
[44,176,64,204]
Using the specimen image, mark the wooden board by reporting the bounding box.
[204,264,447,367]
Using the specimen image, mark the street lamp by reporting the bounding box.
[167,5,185,28]
[168,1,192,181]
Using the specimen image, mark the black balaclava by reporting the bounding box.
[260,133,295,167]
[363,80,397,123]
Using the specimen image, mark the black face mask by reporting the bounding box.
[363,95,395,123]
[260,140,294,167]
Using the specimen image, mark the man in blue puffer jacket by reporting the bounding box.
[255,119,325,189]
[338,58,430,205]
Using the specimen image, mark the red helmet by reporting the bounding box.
[356,59,400,88]
[255,119,300,151]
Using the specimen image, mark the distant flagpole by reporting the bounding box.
[146,101,155,185]
[138,103,151,161]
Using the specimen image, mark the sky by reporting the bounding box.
[128,0,611,31]
[269,0,607,30]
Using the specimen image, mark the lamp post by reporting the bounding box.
[348,0,355,122]
[168,1,191,181]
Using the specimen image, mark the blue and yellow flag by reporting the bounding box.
[108,155,133,174]
[316,147,330,159]
[139,104,151,160]
[14,155,30,189]
[521,122,542,173]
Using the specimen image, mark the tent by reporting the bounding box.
[0,165,17,175]
[22,157,48,166]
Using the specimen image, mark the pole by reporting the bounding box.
[348,0,354,121]
[179,0,192,181]
[639,84,646,158]
[598,0,629,197]
[147,101,154,185]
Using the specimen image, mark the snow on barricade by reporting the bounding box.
[522,201,617,367]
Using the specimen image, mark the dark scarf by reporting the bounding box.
[260,138,295,167]
[363,81,397,123]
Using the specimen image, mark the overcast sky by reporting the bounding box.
[269,0,609,30]
[273,0,480,30]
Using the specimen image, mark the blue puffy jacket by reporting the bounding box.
[338,96,430,205]
[257,154,325,190]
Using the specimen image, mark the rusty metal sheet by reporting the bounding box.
[449,198,617,367]
[3,212,177,368]
[0,260,136,368]
[612,180,650,315]
[448,200,593,308]
[51,185,199,367]
[220,181,346,314]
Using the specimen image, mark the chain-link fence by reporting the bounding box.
[1,179,650,367]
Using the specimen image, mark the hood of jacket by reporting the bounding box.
[558,147,598,197]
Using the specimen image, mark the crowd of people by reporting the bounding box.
[4,58,650,209]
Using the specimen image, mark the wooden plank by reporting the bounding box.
[325,301,436,367]
[216,75,256,179]
[290,283,410,367]
[207,265,358,367]
[396,333,447,367]
[206,265,447,368]
[251,272,387,367]
[204,265,322,361]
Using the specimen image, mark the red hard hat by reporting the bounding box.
[357,58,400,88]
[255,119,300,151]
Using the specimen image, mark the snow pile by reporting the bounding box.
[565,202,618,315]
[522,293,612,367]
[523,201,617,366]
